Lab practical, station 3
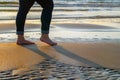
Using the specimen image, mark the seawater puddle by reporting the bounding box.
[0,20,120,42]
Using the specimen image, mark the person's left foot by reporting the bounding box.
[40,37,57,46]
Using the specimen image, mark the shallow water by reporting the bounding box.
[0,0,120,2]
[0,0,120,20]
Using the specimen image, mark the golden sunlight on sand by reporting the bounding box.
[0,42,120,75]
[0,43,44,75]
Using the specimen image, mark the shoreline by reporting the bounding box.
[0,21,120,43]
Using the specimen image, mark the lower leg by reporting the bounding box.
[40,9,57,46]
[16,0,35,45]
[40,1,57,46]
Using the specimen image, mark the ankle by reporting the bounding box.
[17,35,25,41]
[41,34,49,38]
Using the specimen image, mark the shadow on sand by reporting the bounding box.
[22,44,52,59]
[53,45,102,67]
[21,44,103,68]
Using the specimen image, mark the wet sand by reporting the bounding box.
[0,42,120,71]
[0,43,44,74]
[0,22,120,75]
[0,41,120,77]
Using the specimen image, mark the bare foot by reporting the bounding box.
[16,35,35,45]
[17,39,35,45]
[40,37,57,46]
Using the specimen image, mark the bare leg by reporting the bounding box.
[40,34,57,46]
[17,35,35,45]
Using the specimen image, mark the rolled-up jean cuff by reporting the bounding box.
[42,31,49,34]
[16,31,24,35]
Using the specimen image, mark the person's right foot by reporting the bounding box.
[17,40,35,45]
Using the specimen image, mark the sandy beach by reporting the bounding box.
[0,21,120,79]
[0,0,120,79]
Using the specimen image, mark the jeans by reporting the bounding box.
[16,0,54,35]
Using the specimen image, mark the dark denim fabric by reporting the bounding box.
[16,0,54,35]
